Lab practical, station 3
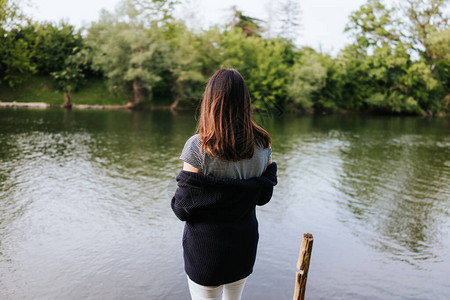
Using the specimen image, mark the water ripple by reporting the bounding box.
[1,110,449,299]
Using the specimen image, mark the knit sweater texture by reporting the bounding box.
[171,162,278,286]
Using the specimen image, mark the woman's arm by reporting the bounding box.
[171,164,200,222]
[183,162,201,173]
[257,161,277,206]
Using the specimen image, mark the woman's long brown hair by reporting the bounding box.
[197,68,271,161]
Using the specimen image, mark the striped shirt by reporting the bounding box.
[180,134,272,179]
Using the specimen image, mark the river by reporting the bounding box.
[0,108,449,299]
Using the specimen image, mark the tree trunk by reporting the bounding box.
[63,92,72,109]
[132,80,141,106]
[170,84,183,111]
[170,97,180,111]
[444,94,450,110]
[130,46,145,108]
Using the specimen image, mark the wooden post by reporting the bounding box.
[293,233,313,300]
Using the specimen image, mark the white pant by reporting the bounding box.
[187,276,247,300]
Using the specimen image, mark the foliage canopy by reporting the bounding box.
[0,0,449,114]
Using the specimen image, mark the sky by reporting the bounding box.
[25,0,388,56]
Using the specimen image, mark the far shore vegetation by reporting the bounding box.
[0,0,449,115]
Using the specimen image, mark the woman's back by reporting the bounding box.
[173,68,275,300]
[180,134,271,179]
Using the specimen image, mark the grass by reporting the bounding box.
[0,76,128,105]
[0,75,198,108]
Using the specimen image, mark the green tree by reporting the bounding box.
[0,0,27,29]
[117,0,179,27]
[427,28,450,110]
[0,22,38,87]
[34,22,83,75]
[287,49,327,111]
[405,0,449,72]
[345,0,401,49]
[51,48,90,108]
[336,45,373,111]
[363,43,427,114]
[314,53,348,111]
[0,0,37,87]
[343,0,449,114]
[405,0,449,113]
[163,21,204,110]
[86,1,174,107]
[194,26,222,76]
[219,28,293,111]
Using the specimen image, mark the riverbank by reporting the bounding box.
[0,101,130,110]
[2,101,449,117]
[1,76,448,116]
[0,75,178,108]
[0,101,187,111]
[0,76,127,105]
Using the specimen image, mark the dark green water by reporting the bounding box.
[1,108,449,299]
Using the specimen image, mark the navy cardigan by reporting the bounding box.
[171,162,277,286]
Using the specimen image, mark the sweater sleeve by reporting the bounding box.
[171,182,195,222]
[172,163,277,221]
[171,196,192,221]
[256,186,274,206]
[256,162,277,206]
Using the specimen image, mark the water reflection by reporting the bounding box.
[0,109,449,299]
[335,117,450,266]
[0,109,194,299]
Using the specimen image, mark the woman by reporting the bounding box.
[171,69,277,300]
